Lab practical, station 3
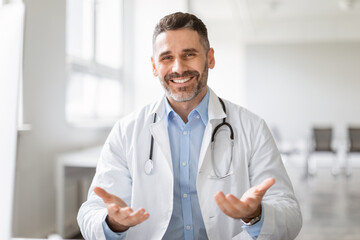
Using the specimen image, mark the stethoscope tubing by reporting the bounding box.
[145,97,234,178]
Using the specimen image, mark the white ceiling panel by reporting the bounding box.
[190,0,360,42]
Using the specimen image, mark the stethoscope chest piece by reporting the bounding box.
[144,159,154,175]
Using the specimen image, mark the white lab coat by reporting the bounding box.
[77,88,302,240]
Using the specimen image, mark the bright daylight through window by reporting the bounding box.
[66,0,123,126]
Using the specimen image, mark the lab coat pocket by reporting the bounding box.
[208,167,234,180]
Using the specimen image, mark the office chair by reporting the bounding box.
[306,127,338,176]
[345,127,360,176]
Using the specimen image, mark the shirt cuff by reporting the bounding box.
[102,214,127,240]
[241,204,265,239]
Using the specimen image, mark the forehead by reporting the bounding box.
[153,28,205,56]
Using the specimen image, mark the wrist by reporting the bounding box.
[106,215,129,232]
[241,205,262,225]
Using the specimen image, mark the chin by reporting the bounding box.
[170,93,195,102]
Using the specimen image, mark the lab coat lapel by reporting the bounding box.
[149,98,173,174]
[198,89,226,172]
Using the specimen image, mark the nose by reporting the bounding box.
[172,58,186,74]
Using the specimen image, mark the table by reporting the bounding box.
[56,146,101,238]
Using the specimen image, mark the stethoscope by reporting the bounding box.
[144,98,234,179]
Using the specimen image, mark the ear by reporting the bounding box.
[151,57,158,76]
[207,48,215,69]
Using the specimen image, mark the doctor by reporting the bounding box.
[77,12,302,240]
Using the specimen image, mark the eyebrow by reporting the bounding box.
[183,48,199,53]
[158,48,200,58]
[159,51,171,58]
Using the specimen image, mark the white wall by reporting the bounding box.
[132,0,246,110]
[13,0,109,237]
[190,0,246,105]
[132,0,188,111]
[13,0,194,237]
[205,20,245,105]
[244,42,360,142]
[0,3,24,239]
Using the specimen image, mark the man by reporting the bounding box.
[77,12,302,240]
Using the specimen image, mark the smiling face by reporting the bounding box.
[151,28,215,106]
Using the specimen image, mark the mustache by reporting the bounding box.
[164,70,200,82]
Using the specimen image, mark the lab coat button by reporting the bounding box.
[186,225,191,230]
[183,193,188,198]
[182,162,186,166]
[183,131,188,135]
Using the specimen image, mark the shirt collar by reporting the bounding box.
[164,89,209,125]
[194,90,209,125]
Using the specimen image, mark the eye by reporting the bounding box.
[161,55,172,61]
[183,52,197,59]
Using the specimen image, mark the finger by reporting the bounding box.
[226,194,247,210]
[214,192,238,217]
[94,187,113,204]
[124,208,150,226]
[107,206,133,227]
[130,208,149,221]
[114,207,133,222]
[256,178,275,194]
[107,203,120,215]
[240,179,275,205]
[108,204,132,218]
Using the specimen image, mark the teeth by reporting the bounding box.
[172,77,191,83]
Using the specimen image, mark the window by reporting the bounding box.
[66,0,124,126]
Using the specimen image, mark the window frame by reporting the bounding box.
[65,0,126,128]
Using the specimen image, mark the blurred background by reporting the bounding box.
[1,0,360,239]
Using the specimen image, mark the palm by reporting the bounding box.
[94,187,150,231]
[214,178,275,220]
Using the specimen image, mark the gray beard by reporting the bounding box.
[160,63,208,102]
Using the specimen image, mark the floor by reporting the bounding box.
[71,154,360,240]
[285,153,360,240]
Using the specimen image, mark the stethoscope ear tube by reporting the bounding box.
[145,113,157,175]
[148,113,157,161]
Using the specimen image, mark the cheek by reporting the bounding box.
[193,59,207,71]
[158,65,170,77]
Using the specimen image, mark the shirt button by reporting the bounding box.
[196,115,200,119]
[183,193,188,198]
[183,131,188,135]
[182,162,187,167]
[186,225,191,230]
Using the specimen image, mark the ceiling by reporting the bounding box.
[190,0,360,42]
[245,0,360,18]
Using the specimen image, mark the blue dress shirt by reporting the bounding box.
[102,90,263,239]
[162,91,210,240]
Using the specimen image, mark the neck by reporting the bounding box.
[167,88,207,123]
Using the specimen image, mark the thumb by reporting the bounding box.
[256,178,275,194]
[94,187,113,204]
[94,187,128,207]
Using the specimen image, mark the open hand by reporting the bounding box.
[94,187,150,232]
[214,178,275,222]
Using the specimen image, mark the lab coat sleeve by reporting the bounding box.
[241,203,264,238]
[77,120,132,240]
[249,119,302,240]
[102,215,127,240]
